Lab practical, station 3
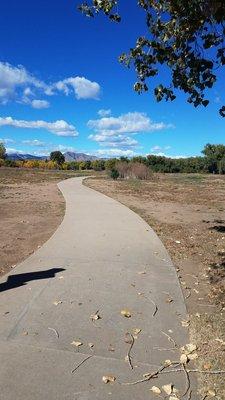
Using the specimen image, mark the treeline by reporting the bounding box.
[0,143,225,174]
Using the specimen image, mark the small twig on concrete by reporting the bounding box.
[122,363,168,385]
[126,333,135,370]
[149,297,158,317]
[161,331,177,348]
[71,355,93,374]
[48,327,59,338]
[181,363,191,399]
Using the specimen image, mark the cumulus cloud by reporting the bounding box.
[0,116,78,137]
[54,77,100,100]
[31,99,50,109]
[0,61,101,106]
[97,109,111,117]
[88,112,172,134]
[0,62,47,104]
[88,112,173,152]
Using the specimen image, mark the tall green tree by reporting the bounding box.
[79,0,225,115]
[50,151,65,165]
[0,143,6,160]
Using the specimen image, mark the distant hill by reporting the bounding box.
[6,151,99,162]
[6,153,46,161]
[63,152,98,162]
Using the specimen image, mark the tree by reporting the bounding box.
[50,151,65,165]
[0,143,6,160]
[79,1,225,115]
[202,143,225,160]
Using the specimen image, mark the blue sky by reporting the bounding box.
[0,0,224,158]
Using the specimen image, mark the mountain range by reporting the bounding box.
[6,151,99,162]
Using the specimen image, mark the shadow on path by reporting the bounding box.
[0,268,65,293]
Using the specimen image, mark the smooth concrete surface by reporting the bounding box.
[0,177,196,399]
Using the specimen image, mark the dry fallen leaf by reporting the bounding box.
[88,343,94,348]
[166,297,173,303]
[207,389,216,397]
[150,386,161,394]
[181,320,190,327]
[188,352,198,360]
[180,354,188,364]
[90,312,101,321]
[53,300,63,306]
[164,359,172,366]
[137,271,147,275]
[162,383,173,395]
[121,309,132,318]
[108,344,115,352]
[71,341,83,347]
[133,328,141,336]
[102,375,116,384]
[186,343,197,353]
[169,396,180,400]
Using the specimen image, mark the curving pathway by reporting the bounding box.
[0,177,194,399]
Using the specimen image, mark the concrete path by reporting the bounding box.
[0,177,193,399]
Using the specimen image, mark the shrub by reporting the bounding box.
[115,161,130,178]
[110,168,119,180]
[114,161,152,180]
[130,162,152,180]
[219,158,225,174]
[4,159,17,168]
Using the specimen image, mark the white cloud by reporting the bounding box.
[150,145,171,153]
[0,137,15,144]
[98,109,111,117]
[31,99,50,109]
[88,112,173,152]
[54,77,100,100]
[22,139,46,147]
[88,112,172,134]
[89,133,138,148]
[0,116,78,137]
[5,147,24,154]
[0,61,101,106]
[95,148,136,157]
[53,145,77,153]
[0,62,47,104]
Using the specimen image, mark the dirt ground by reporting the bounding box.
[0,168,91,277]
[85,174,225,399]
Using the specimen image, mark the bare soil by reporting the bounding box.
[85,174,225,399]
[0,168,92,277]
